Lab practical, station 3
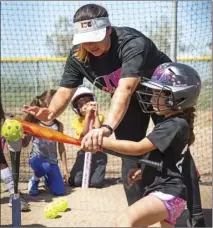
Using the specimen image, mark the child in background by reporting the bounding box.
[82,62,202,227]
[22,90,69,196]
[69,87,107,188]
[0,100,29,211]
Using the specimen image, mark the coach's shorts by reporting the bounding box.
[29,155,64,196]
[150,191,186,226]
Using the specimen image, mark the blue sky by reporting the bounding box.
[1,1,212,58]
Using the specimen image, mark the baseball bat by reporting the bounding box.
[82,113,94,188]
[13,118,163,171]
[14,118,81,146]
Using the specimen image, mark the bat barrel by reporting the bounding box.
[13,118,82,146]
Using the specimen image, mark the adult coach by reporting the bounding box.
[23,4,205,226]
[23,3,171,204]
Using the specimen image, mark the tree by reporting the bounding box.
[197,77,212,110]
[147,15,172,55]
[147,15,211,58]
[46,16,73,57]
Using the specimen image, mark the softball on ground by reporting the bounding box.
[52,197,68,212]
[44,203,58,219]
[2,119,23,142]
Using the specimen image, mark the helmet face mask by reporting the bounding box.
[136,81,177,114]
[136,62,201,114]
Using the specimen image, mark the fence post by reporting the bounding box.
[36,61,39,95]
[170,0,178,62]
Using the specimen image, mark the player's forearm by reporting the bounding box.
[63,161,68,173]
[58,142,68,170]
[49,87,77,119]
[102,137,144,156]
[102,137,156,156]
[60,151,68,172]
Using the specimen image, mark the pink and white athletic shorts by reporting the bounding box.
[150,191,186,226]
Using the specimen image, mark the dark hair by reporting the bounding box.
[24,90,56,123]
[162,90,196,146]
[0,100,5,120]
[73,4,108,22]
[0,100,5,131]
[180,107,196,146]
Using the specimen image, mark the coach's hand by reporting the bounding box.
[81,127,111,152]
[23,106,55,121]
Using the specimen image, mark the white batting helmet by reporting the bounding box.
[70,87,96,115]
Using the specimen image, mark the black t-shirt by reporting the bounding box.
[141,115,189,200]
[60,26,171,94]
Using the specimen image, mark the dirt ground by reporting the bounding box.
[0,181,212,227]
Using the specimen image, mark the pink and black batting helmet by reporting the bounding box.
[136,62,201,113]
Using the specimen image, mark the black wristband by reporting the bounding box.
[101,124,114,135]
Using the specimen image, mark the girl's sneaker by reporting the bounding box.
[44,175,50,190]
[28,177,40,196]
[9,192,30,211]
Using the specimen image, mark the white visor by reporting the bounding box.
[73,17,111,45]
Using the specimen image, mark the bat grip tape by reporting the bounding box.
[9,148,21,194]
